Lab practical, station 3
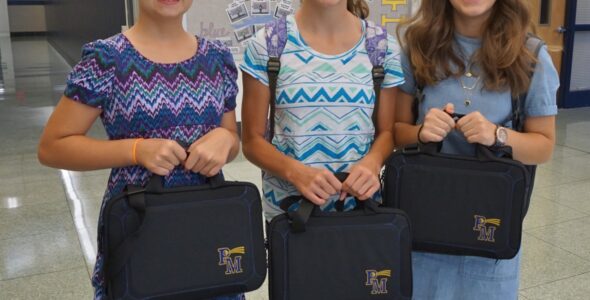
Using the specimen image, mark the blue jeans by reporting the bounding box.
[412,251,521,300]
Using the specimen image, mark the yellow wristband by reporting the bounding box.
[132,138,143,165]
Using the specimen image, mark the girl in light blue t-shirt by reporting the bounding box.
[394,0,558,299]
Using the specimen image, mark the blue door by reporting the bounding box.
[561,0,590,108]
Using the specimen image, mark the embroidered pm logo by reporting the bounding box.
[365,269,391,295]
[218,246,245,275]
[473,215,501,242]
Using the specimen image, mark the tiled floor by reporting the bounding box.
[0,37,589,300]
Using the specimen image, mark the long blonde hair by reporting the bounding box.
[397,0,538,96]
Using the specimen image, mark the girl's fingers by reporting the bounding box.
[311,185,331,200]
[318,177,338,195]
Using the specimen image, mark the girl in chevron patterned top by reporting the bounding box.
[38,0,242,299]
[241,0,404,220]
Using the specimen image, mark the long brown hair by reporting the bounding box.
[347,0,369,19]
[397,0,537,96]
[300,0,370,19]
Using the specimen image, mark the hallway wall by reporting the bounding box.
[8,5,47,33]
[0,0,10,37]
[44,0,126,66]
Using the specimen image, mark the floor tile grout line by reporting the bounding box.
[524,215,590,235]
[534,189,590,216]
[519,270,590,291]
[555,142,590,155]
[526,229,590,264]
[524,215,590,233]
[0,198,72,211]
[0,266,87,283]
[0,227,80,243]
[542,156,590,171]
[559,144,590,155]
[535,177,590,190]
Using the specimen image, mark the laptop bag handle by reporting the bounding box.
[145,173,225,193]
[417,142,515,162]
[413,111,514,162]
[280,172,380,233]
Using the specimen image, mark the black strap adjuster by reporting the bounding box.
[372,66,385,81]
[267,57,281,74]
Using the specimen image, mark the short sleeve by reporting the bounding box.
[64,40,116,109]
[382,35,406,88]
[397,50,417,95]
[219,44,239,113]
[524,46,559,117]
[240,28,270,86]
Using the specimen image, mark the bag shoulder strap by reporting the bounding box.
[265,17,288,142]
[364,20,388,133]
[512,34,546,132]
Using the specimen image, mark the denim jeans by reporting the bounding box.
[412,251,521,300]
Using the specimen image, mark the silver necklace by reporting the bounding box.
[458,61,480,107]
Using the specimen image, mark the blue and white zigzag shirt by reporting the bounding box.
[240,15,405,220]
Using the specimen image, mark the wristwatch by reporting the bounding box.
[494,126,508,147]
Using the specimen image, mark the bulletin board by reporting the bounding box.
[187,0,414,62]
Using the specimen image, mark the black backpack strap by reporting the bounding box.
[364,20,388,135]
[512,34,545,131]
[512,34,545,216]
[265,17,288,142]
[412,85,424,124]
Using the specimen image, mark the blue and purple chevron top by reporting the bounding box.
[65,34,238,200]
[64,34,238,300]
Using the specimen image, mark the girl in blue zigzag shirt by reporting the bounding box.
[240,0,405,220]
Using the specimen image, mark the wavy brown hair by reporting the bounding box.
[301,0,369,19]
[347,0,370,19]
[397,0,538,96]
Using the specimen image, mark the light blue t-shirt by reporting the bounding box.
[241,15,405,220]
[399,33,559,156]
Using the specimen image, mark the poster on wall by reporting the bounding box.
[188,0,414,62]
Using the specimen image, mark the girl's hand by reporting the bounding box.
[340,156,381,201]
[289,165,342,206]
[419,103,456,143]
[136,139,187,176]
[184,128,236,177]
[455,111,496,146]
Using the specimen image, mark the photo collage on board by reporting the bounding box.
[222,0,295,55]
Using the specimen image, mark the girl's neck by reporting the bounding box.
[297,1,355,35]
[453,11,492,39]
[123,12,197,64]
[129,13,188,42]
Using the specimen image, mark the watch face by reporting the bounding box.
[497,127,508,144]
